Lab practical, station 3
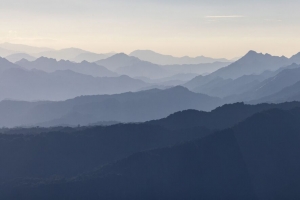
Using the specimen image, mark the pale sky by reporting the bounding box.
[1,0,300,59]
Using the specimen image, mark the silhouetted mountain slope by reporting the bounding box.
[35,48,91,61]
[136,73,198,86]
[3,104,300,199]
[96,53,229,79]
[2,130,255,200]
[252,80,300,103]
[116,60,171,79]
[130,50,231,65]
[209,50,291,79]
[162,62,231,75]
[184,51,300,92]
[238,64,300,100]
[16,57,117,77]
[0,68,148,102]
[96,53,172,79]
[0,124,210,183]
[5,53,36,63]
[191,73,273,98]
[8,108,300,199]
[231,108,300,199]
[184,57,300,97]
[73,52,115,63]
[290,52,300,63]
[95,53,142,71]
[0,86,221,127]
[148,101,300,130]
[0,57,21,73]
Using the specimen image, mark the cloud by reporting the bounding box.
[205,15,245,18]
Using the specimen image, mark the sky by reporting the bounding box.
[0,0,300,59]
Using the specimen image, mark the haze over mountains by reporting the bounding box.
[16,57,117,77]
[184,51,300,99]
[5,53,36,63]
[96,53,230,79]
[2,0,300,197]
[3,42,300,199]
[0,68,148,102]
[1,44,300,126]
[0,86,222,127]
[130,50,232,65]
[2,102,300,199]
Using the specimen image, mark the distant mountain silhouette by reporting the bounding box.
[0,86,222,127]
[0,68,148,103]
[190,72,274,98]
[0,47,18,57]
[35,48,91,61]
[4,107,300,199]
[5,53,36,62]
[73,52,116,62]
[136,73,198,87]
[290,52,300,63]
[208,50,292,79]
[183,74,218,91]
[238,64,300,101]
[252,80,300,103]
[16,57,117,77]
[0,42,53,54]
[96,53,229,79]
[161,62,230,75]
[183,51,300,93]
[0,57,21,73]
[148,101,300,130]
[130,50,231,65]
[95,53,143,71]
[116,59,172,79]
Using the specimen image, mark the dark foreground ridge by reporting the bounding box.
[1,102,300,199]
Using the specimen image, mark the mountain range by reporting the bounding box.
[96,53,230,79]
[0,58,150,101]
[0,86,222,127]
[184,51,300,97]
[5,53,36,62]
[130,50,231,65]
[16,57,117,77]
[2,102,300,199]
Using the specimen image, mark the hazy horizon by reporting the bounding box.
[1,0,300,59]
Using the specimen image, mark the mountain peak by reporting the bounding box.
[245,50,260,57]
[290,52,300,64]
[165,86,190,93]
[112,53,129,58]
[36,56,57,62]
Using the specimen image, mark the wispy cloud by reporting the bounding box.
[205,15,245,19]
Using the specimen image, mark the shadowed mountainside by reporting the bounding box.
[16,57,117,77]
[0,86,222,127]
[3,107,300,199]
[130,50,231,65]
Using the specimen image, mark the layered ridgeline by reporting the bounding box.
[16,57,118,77]
[0,57,149,101]
[0,43,115,63]
[184,51,300,100]
[2,102,300,199]
[130,50,231,65]
[5,53,36,63]
[95,53,230,79]
[0,86,222,127]
[3,81,300,128]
